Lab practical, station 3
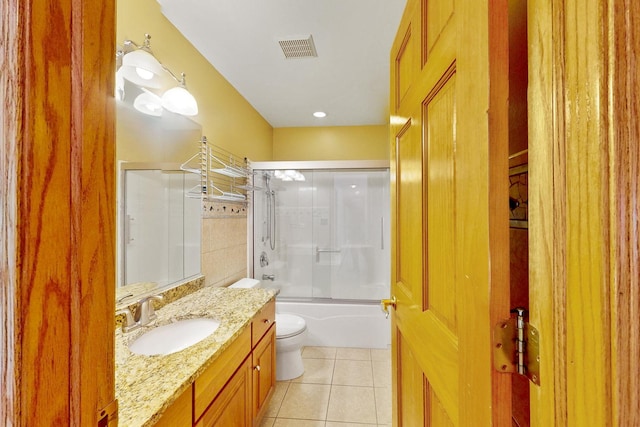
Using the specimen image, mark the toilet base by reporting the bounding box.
[276,347,305,381]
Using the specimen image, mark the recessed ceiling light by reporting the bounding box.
[313,111,327,118]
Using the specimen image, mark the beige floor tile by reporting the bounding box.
[372,359,391,388]
[303,346,337,359]
[332,359,374,387]
[336,347,371,361]
[278,383,331,420]
[273,419,325,427]
[292,358,335,384]
[326,385,377,424]
[370,348,391,362]
[259,417,276,427]
[265,382,290,418]
[374,387,392,425]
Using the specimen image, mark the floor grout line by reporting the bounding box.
[268,346,390,427]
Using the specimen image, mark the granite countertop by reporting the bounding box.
[115,286,277,427]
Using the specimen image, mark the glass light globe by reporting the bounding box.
[161,86,198,116]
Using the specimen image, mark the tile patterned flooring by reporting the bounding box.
[260,346,392,427]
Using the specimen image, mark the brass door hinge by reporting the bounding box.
[493,308,540,385]
[97,399,118,427]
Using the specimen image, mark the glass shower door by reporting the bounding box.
[312,170,390,301]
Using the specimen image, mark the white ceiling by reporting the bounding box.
[157,0,407,128]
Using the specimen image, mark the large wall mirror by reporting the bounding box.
[116,79,203,306]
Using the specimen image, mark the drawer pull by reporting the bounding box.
[254,365,261,372]
[263,319,271,324]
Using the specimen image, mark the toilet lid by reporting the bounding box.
[276,314,307,339]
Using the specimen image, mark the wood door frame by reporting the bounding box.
[609,2,640,424]
[1,0,116,424]
[528,0,639,424]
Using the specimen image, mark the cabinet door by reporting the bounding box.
[196,357,252,427]
[155,386,192,427]
[252,326,276,422]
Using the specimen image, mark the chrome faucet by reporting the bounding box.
[262,274,275,281]
[116,294,163,333]
[137,295,163,325]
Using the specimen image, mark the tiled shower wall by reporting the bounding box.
[201,201,249,287]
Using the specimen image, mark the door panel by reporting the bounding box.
[425,0,454,58]
[430,389,455,427]
[390,0,511,425]
[425,68,457,333]
[394,116,422,301]
[397,332,427,425]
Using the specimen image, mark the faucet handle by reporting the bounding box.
[116,307,140,333]
[137,294,163,325]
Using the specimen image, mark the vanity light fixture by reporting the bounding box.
[118,34,165,89]
[117,34,199,117]
[313,111,327,118]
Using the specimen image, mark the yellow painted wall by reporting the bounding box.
[273,125,389,161]
[116,0,273,161]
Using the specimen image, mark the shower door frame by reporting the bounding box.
[249,160,390,300]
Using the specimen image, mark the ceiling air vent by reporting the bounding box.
[278,35,318,59]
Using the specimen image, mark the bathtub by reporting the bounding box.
[275,299,391,349]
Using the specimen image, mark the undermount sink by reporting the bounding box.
[129,318,221,356]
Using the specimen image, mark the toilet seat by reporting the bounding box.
[276,314,306,339]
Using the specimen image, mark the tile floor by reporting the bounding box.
[260,346,392,427]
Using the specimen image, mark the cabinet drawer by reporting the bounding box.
[252,299,275,347]
[194,326,251,421]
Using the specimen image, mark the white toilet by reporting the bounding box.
[229,278,307,381]
[274,313,307,380]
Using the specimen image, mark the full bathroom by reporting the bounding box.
[10,0,636,424]
[111,0,400,425]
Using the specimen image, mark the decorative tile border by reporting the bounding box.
[202,200,248,218]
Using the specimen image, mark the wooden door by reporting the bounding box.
[389,0,512,425]
[1,0,116,424]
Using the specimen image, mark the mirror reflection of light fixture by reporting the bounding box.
[133,89,163,117]
[274,170,305,181]
[161,73,199,116]
[116,33,199,117]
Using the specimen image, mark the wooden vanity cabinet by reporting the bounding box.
[252,326,276,422]
[155,385,192,427]
[195,357,253,427]
[251,299,276,422]
[188,299,276,427]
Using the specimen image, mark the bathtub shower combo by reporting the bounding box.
[251,161,391,349]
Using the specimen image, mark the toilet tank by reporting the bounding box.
[228,278,261,289]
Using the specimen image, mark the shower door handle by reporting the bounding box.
[125,215,134,244]
[316,247,341,262]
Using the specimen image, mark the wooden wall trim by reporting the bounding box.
[487,0,512,425]
[0,0,21,422]
[70,0,116,424]
[1,0,116,424]
[530,0,631,425]
[528,0,567,424]
[609,1,640,425]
